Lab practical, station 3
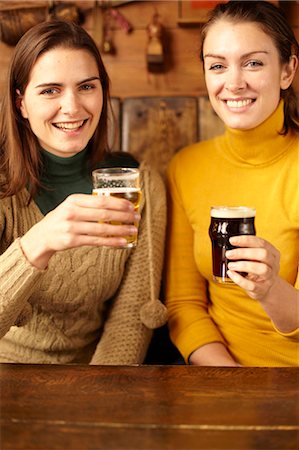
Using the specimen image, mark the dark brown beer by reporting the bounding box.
[209,206,256,284]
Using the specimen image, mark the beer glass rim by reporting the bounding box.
[92,167,139,178]
[210,206,256,218]
[92,168,140,185]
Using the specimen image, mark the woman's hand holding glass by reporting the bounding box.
[20,193,140,270]
[226,235,280,301]
[226,235,299,333]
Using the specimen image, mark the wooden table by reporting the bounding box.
[1,364,298,450]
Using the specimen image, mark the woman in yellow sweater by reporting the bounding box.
[166,1,299,366]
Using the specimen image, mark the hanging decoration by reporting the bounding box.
[0,0,133,52]
[0,1,82,47]
[146,11,165,74]
[102,3,116,54]
[0,1,48,46]
[95,0,133,55]
[49,2,82,23]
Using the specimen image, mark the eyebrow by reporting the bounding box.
[34,76,101,89]
[204,51,269,59]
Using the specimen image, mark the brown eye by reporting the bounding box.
[80,84,95,91]
[246,60,263,68]
[210,64,225,71]
[40,88,59,95]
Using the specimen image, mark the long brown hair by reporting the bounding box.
[200,1,299,135]
[0,20,111,198]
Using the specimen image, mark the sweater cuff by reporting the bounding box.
[1,238,44,293]
[0,239,45,330]
[173,323,225,363]
[271,321,299,340]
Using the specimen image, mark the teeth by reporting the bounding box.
[54,120,84,130]
[226,99,252,108]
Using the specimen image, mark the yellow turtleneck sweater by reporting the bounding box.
[165,101,299,367]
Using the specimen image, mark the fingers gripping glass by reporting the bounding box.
[209,206,256,284]
[92,168,141,248]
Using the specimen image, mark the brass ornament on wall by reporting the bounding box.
[49,2,82,23]
[146,11,165,74]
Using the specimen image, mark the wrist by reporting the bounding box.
[189,342,239,366]
[20,230,54,270]
[259,276,281,304]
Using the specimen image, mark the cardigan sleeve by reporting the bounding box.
[90,167,167,365]
[0,204,44,339]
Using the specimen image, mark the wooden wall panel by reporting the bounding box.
[0,42,13,94]
[100,0,299,97]
[121,96,198,174]
[109,0,179,28]
[103,27,204,97]
[0,1,298,99]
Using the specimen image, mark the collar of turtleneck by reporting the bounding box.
[221,100,297,167]
[34,147,92,215]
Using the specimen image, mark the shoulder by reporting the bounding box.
[168,138,220,171]
[166,137,221,185]
[140,162,165,199]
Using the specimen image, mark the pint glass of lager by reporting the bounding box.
[92,168,141,248]
[209,206,256,284]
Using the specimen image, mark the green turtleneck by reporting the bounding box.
[34,147,92,215]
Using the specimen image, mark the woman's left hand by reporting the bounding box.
[226,235,280,301]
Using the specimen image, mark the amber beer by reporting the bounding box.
[92,187,141,247]
[92,168,141,248]
[209,206,256,284]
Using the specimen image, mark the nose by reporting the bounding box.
[225,67,246,93]
[59,90,80,115]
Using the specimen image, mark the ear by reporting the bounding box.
[280,55,298,90]
[16,89,28,118]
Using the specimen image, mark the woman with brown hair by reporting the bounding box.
[0,20,167,364]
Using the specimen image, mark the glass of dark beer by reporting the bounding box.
[92,168,141,248]
[209,206,256,284]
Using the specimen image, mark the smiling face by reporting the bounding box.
[19,47,103,157]
[203,20,295,130]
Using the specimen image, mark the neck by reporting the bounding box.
[34,147,92,215]
[222,101,294,166]
[40,147,90,183]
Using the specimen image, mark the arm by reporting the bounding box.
[0,201,43,338]
[189,343,241,366]
[165,159,238,366]
[20,193,139,269]
[90,167,167,365]
[227,235,299,333]
[0,190,138,339]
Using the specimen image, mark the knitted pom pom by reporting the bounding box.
[140,299,168,329]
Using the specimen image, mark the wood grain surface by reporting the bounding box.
[1,364,298,449]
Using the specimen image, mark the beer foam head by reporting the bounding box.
[92,168,140,190]
[93,187,140,194]
[211,206,256,218]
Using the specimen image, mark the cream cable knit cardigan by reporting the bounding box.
[0,163,167,364]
